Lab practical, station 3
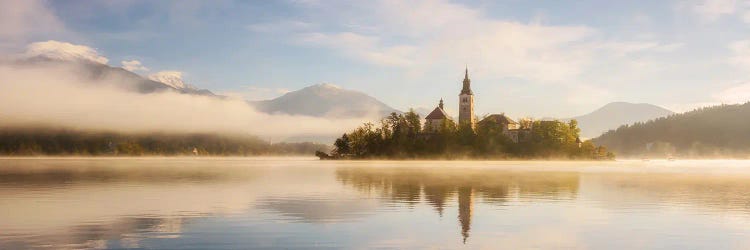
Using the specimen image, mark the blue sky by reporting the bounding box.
[3,0,750,118]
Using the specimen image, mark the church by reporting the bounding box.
[424,67,528,143]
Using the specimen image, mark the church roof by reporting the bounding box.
[480,114,518,125]
[425,106,450,120]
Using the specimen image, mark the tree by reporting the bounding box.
[518,118,533,129]
[568,120,581,141]
[334,133,351,155]
[593,102,750,158]
[329,110,613,160]
[0,127,329,156]
[404,109,422,136]
[475,120,512,156]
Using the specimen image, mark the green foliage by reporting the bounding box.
[475,120,512,156]
[593,102,750,158]
[0,127,330,156]
[334,133,351,155]
[116,141,144,156]
[330,110,612,160]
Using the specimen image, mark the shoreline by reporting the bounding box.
[2,156,750,161]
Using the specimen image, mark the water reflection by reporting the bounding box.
[336,167,581,243]
[3,216,189,249]
[586,173,750,212]
[0,158,263,249]
[256,196,379,223]
[2,159,750,249]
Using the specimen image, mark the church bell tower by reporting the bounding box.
[458,67,475,128]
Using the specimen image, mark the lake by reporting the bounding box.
[2,158,750,249]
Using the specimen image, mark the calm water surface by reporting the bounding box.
[2,158,750,249]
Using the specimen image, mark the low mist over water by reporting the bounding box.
[2,158,750,249]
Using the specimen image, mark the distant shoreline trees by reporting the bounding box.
[322,110,614,160]
[594,102,750,158]
[0,127,329,156]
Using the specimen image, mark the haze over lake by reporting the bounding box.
[2,158,750,249]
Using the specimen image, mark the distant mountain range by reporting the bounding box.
[569,102,674,138]
[248,83,399,118]
[8,56,216,96]
[4,56,680,142]
[593,103,750,158]
[6,55,398,124]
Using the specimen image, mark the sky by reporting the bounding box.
[3,0,750,118]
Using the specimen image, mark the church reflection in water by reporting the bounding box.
[335,167,581,243]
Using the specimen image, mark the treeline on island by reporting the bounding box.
[0,127,329,156]
[320,111,614,160]
[593,102,750,158]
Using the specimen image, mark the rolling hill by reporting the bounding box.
[249,83,399,118]
[570,102,674,138]
[593,103,750,158]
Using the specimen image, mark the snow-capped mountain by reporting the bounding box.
[148,71,199,90]
[7,55,215,96]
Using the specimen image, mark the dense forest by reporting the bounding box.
[324,111,614,160]
[0,127,329,156]
[593,102,750,158]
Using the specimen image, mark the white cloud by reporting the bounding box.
[294,0,684,88]
[664,102,722,113]
[299,32,417,67]
[666,81,750,112]
[23,40,109,64]
[148,71,192,89]
[729,39,750,70]
[285,0,697,117]
[691,0,737,21]
[121,60,149,72]
[713,82,750,103]
[247,20,315,33]
[296,0,596,82]
[421,22,594,82]
[596,41,684,56]
[375,0,484,37]
[0,64,364,138]
[0,0,65,50]
[566,84,614,106]
[286,0,321,6]
[656,43,687,52]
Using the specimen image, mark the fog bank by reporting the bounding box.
[0,64,365,139]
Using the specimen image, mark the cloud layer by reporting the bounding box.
[3,0,750,119]
[0,0,65,50]
[121,60,149,72]
[23,40,109,64]
[292,1,596,82]
[0,63,363,139]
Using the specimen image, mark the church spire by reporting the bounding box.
[439,98,444,109]
[461,66,472,95]
[458,66,476,128]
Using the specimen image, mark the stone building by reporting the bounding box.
[478,114,530,143]
[424,99,450,132]
[424,67,531,143]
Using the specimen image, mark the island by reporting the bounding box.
[317,67,615,160]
